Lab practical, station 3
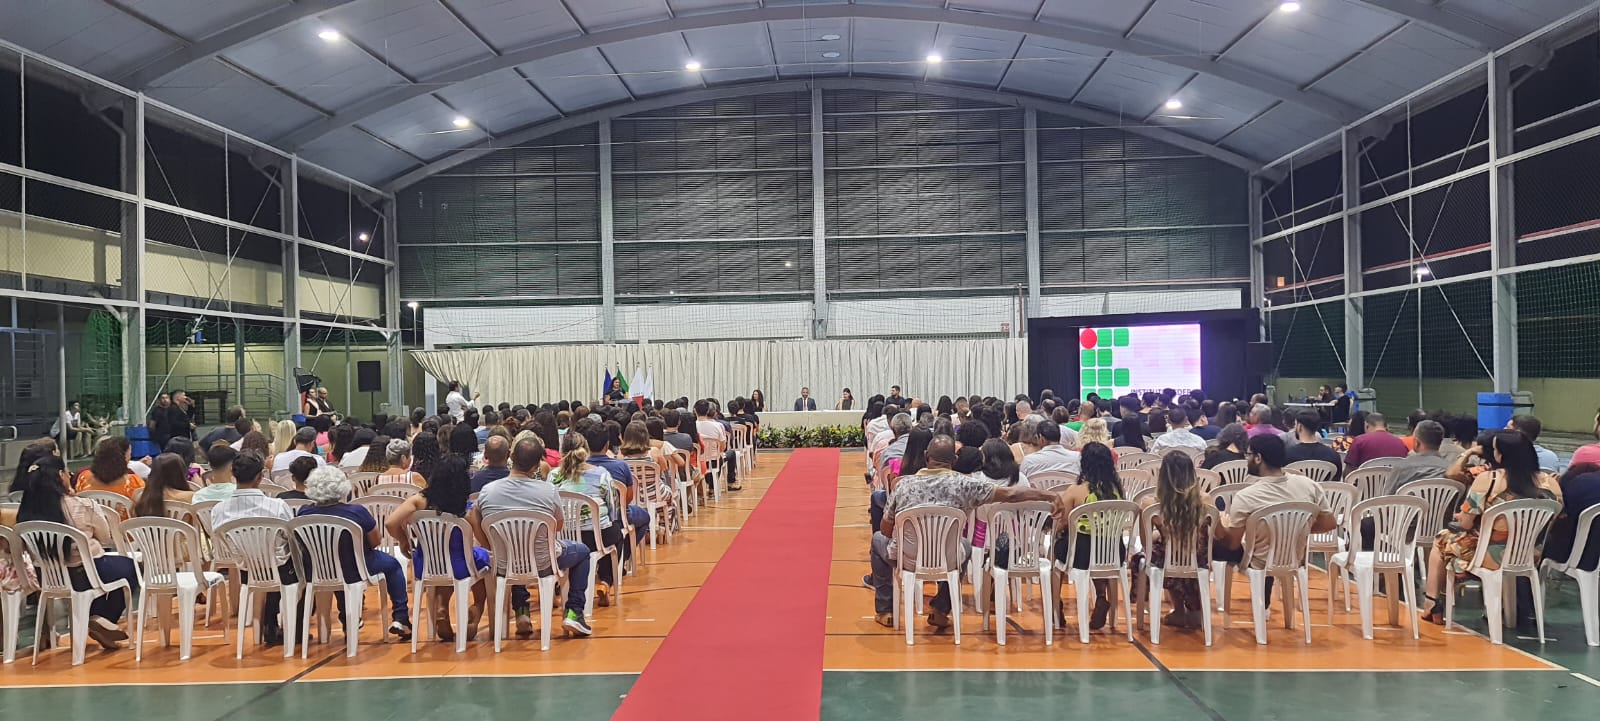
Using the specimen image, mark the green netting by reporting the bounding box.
[1364,280,1491,382]
[1518,260,1600,378]
[1269,302,1344,378]
[77,310,122,416]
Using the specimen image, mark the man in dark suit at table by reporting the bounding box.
[793,387,818,411]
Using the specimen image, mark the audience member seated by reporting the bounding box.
[1150,408,1208,455]
[550,434,624,607]
[471,436,512,493]
[580,419,651,559]
[1202,424,1249,470]
[1115,412,1148,451]
[1545,463,1600,573]
[200,405,249,448]
[18,456,139,650]
[1211,435,1336,606]
[1243,404,1278,439]
[296,466,414,640]
[1051,443,1125,628]
[1020,421,1081,477]
[273,427,326,474]
[75,436,146,503]
[695,400,740,491]
[209,450,298,645]
[387,455,489,642]
[1575,408,1600,468]
[1188,405,1220,442]
[1142,452,1211,629]
[338,428,378,469]
[467,437,594,638]
[867,437,1061,628]
[1285,410,1344,481]
[379,439,430,488]
[1418,431,1559,623]
[1385,420,1453,493]
[131,453,195,518]
[1343,412,1409,471]
[192,445,240,503]
[1507,414,1560,473]
[1332,410,1367,453]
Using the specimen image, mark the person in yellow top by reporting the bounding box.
[1053,442,1125,631]
[74,436,146,506]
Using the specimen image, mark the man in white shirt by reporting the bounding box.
[1019,421,1081,477]
[209,450,296,646]
[1213,434,1336,606]
[272,426,326,474]
[695,399,740,491]
[445,381,479,422]
[865,403,898,441]
[1149,408,1209,455]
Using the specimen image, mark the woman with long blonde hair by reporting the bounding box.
[1075,417,1112,451]
[1149,451,1211,629]
[271,419,297,455]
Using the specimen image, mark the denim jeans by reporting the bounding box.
[869,532,955,615]
[869,490,888,532]
[70,555,139,622]
[512,540,592,615]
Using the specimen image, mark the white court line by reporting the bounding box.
[1571,672,1600,688]
[624,618,657,622]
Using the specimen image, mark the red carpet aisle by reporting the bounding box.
[612,449,841,721]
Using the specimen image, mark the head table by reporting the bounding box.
[756,410,863,430]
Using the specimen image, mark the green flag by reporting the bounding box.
[615,368,629,394]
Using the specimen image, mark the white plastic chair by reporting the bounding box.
[1135,458,1164,472]
[1142,503,1218,646]
[1029,471,1077,492]
[121,517,226,661]
[1212,459,1251,486]
[1308,482,1357,586]
[701,437,728,501]
[283,498,312,512]
[1195,468,1223,494]
[1327,495,1425,639]
[626,459,675,548]
[187,500,238,626]
[1207,482,1253,606]
[482,509,566,651]
[1116,452,1156,471]
[891,505,967,645]
[1445,498,1560,645]
[405,511,487,653]
[1112,447,1144,460]
[1286,460,1338,484]
[1345,467,1391,504]
[1221,501,1320,645]
[1357,458,1397,471]
[16,521,133,666]
[1398,478,1465,587]
[981,501,1056,646]
[1541,502,1600,647]
[289,515,392,658]
[364,482,423,499]
[667,448,696,519]
[0,525,40,664]
[557,491,618,612]
[1062,499,1140,643]
[348,472,383,498]
[213,518,302,659]
[353,495,407,557]
[1117,469,1155,500]
[270,469,295,486]
[78,490,133,517]
[259,482,292,498]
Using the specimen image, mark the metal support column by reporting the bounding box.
[599,119,617,342]
[1247,174,1266,341]
[1023,109,1042,320]
[121,95,147,420]
[233,318,245,412]
[1341,128,1365,391]
[1488,53,1518,393]
[57,304,68,452]
[384,201,405,415]
[810,87,829,339]
[282,159,302,416]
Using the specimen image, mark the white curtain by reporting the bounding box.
[409,338,1027,407]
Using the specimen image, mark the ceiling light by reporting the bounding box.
[925,53,943,64]
[1279,1,1301,12]
[1415,266,1431,279]
[407,301,419,310]
[451,115,471,129]
[317,28,342,42]
[821,51,841,59]
[356,232,370,242]
[684,59,702,72]
[820,34,841,41]
[1164,98,1183,110]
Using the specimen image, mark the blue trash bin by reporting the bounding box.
[1477,392,1532,432]
[124,424,160,459]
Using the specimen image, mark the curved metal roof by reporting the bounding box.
[3,0,1584,187]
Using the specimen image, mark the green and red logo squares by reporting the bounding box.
[1081,327,1132,399]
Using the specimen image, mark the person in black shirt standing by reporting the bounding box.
[168,390,196,442]
[147,393,174,449]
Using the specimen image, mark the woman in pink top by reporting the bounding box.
[1572,408,1600,467]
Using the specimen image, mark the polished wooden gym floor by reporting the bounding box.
[3,450,1598,721]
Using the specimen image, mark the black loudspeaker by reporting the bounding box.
[1244,342,1276,375]
[357,361,382,392]
[293,367,321,393]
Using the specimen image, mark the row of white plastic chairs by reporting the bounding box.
[890,472,1591,649]
[0,485,634,665]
